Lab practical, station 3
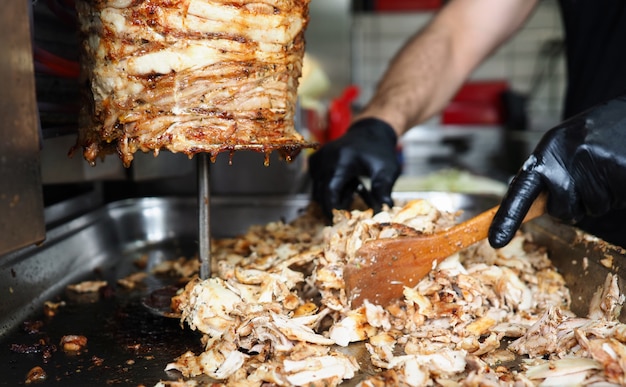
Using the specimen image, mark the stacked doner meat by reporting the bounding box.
[74,0,315,166]
[162,199,626,386]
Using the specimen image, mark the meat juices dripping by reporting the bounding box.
[73,0,317,167]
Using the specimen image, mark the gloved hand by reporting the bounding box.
[309,118,401,220]
[489,96,626,248]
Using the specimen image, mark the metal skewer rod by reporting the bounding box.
[197,153,211,280]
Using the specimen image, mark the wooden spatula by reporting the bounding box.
[343,192,548,308]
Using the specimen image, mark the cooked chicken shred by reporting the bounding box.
[163,200,626,386]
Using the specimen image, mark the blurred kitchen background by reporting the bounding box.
[306,0,565,181]
[2,0,566,254]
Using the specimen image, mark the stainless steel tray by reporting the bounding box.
[1,193,624,385]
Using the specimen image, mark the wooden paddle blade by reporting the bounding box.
[343,238,432,307]
[344,231,469,307]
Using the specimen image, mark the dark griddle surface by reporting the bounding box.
[0,241,204,386]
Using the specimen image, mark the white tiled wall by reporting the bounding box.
[351,0,566,131]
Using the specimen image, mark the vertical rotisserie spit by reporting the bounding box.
[74,0,315,167]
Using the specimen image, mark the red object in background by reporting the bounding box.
[327,85,360,142]
[441,80,509,125]
[375,0,442,11]
[33,45,80,79]
[305,108,326,144]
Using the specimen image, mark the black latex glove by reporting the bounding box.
[309,118,401,220]
[489,96,626,249]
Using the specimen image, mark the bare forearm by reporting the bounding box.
[355,0,539,137]
[355,25,460,135]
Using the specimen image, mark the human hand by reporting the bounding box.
[308,118,401,220]
[489,96,626,248]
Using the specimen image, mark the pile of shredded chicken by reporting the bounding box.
[74,0,315,166]
[163,199,626,386]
